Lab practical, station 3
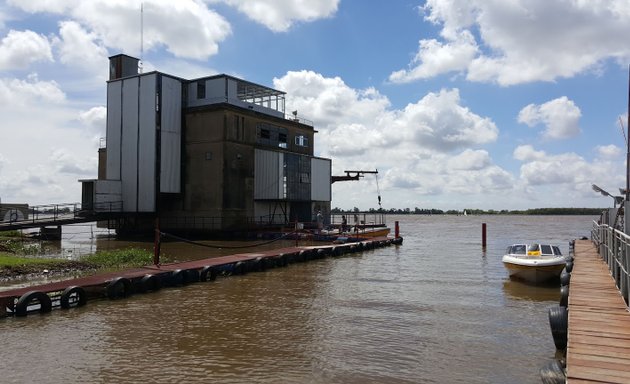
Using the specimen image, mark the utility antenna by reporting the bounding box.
[139,1,144,74]
[620,115,627,146]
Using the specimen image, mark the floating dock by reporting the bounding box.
[566,239,630,383]
[1,236,402,318]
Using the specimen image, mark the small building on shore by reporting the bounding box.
[80,54,332,235]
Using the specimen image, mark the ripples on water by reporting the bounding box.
[0,215,595,383]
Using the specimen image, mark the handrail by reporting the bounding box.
[0,202,123,230]
[591,220,630,305]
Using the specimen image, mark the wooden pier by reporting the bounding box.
[567,239,630,383]
[1,236,401,318]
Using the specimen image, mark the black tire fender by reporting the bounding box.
[560,269,571,287]
[200,266,218,282]
[185,269,200,283]
[548,306,568,350]
[233,261,247,275]
[539,359,566,384]
[15,291,52,316]
[138,274,162,293]
[106,277,133,299]
[60,286,87,309]
[559,285,569,307]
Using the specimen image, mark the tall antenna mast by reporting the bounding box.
[626,65,630,204]
[139,1,144,74]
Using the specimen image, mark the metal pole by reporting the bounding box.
[626,64,630,203]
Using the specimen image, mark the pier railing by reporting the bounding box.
[591,220,630,305]
[0,202,123,231]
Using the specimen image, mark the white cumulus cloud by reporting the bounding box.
[221,0,339,32]
[391,0,630,85]
[9,0,232,61]
[0,30,53,70]
[518,96,581,140]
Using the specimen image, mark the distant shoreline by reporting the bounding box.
[331,208,604,215]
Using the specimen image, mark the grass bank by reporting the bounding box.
[0,240,153,280]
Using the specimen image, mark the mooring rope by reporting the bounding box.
[159,230,300,249]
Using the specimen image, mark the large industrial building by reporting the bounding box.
[80,54,332,235]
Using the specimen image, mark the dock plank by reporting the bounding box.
[567,239,630,384]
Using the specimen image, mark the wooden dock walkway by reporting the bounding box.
[1,236,400,318]
[567,239,630,383]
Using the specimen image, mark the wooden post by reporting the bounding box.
[482,223,487,248]
[153,218,161,266]
[395,221,400,238]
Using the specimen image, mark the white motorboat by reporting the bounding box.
[502,244,567,283]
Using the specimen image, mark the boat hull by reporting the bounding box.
[502,257,566,283]
[351,227,391,238]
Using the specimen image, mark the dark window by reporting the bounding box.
[197,81,205,99]
[261,129,270,139]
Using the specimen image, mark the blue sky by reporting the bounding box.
[1,0,629,211]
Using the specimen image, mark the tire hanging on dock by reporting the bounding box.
[60,286,87,309]
[539,359,566,384]
[169,269,186,286]
[559,285,569,307]
[137,274,162,293]
[15,291,52,316]
[185,269,200,283]
[560,269,571,287]
[106,277,133,299]
[233,261,247,275]
[548,305,568,350]
[200,266,218,282]
[565,260,573,273]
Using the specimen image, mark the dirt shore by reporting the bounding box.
[0,261,97,282]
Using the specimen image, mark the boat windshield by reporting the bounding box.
[541,244,553,255]
[527,244,540,252]
[511,245,527,254]
[553,246,562,255]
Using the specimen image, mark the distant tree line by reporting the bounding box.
[330,207,605,215]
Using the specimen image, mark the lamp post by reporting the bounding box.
[592,184,624,208]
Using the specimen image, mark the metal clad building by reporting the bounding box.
[81,54,332,233]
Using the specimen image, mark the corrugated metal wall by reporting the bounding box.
[311,157,331,201]
[254,149,331,203]
[104,73,183,213]
[121,77,139,212]
[106,81,122,180]
[137,74,157,211]
[160,76,181,194]
[254,149,283,199]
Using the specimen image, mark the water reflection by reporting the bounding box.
[502,278,560,302]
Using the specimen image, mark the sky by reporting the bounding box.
[1,0,630,212]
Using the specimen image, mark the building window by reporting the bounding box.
[295,135,309,147]
[197,81,205,99]
[233,115,245,141]
[256,123,288,148]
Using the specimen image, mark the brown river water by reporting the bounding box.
[0,215,596,383]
